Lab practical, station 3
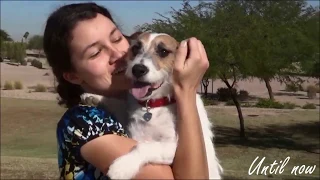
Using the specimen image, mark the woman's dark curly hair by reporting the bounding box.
[43,2,126,108]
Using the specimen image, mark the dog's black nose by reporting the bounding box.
[132,64,149,78]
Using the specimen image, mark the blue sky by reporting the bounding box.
[1,0,319,41]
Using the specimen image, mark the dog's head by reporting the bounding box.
[125,32,179,101]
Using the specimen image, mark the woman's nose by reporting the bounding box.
[109,46,124,64]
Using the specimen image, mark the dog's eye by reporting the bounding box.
[131,41,142,56]
[157,47,170,58]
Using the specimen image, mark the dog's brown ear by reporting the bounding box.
[126,31,144,45]
[129,31,143,40]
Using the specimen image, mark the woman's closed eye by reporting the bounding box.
[89,49,102,59]
[112,36,123,43]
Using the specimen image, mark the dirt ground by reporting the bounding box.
[1,62,319,106]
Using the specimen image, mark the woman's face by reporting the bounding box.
[65,13,131,97]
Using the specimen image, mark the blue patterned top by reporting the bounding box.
[56,105,128,179]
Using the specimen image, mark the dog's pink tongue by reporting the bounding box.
[130,82,151,99]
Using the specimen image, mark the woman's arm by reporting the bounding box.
[171,37,210,179]
[80,134,174,179]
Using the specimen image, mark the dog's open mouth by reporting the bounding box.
[112,66,127,75]
[130,81,163,99]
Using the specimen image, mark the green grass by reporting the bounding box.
[1,97,65,158]
[1,97,319,179]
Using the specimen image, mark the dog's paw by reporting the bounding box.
[107,154,141,179]
[80,93,102,106]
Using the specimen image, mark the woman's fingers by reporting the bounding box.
[187,37,201,62]
[174,40,188,71]
[197,40,209,69]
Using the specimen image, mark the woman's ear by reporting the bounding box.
[63,72,82,85]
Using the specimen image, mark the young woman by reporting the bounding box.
[43,2,210,180]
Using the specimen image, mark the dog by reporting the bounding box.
[81,32,223,179]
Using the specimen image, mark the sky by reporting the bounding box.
[1,0,319,41]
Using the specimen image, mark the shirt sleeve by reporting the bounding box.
[56,105,128,163]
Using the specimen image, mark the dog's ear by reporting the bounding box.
[125,31,144,45]
[129,31,143,40]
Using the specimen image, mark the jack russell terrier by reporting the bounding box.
[81,32,223,179]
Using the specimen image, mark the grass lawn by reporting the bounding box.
[1,97,319,179]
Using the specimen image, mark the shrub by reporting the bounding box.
[202,96,219,106]
[285,83,300,92]
[34,84,47,92]
[238,90,249,101]
[255,98,284,109]
[242,103,254,107]
[217,87,237,101]
[31,59,43,69]
[307,85,318,99]
[225,100,235,106]
[20,60,27,66]
[282,102,297,109]
[302,103,317,109]
[4,81,14,90]
[14,81,23,89]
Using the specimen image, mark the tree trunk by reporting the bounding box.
[202,78,210,97]
[231,93,245,138]
[221,75,246,138]
[263,77,274,100]
[211,78,214,94]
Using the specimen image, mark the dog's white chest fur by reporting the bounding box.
[127,95,177,142]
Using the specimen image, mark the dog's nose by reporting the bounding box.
[132,64,149,78]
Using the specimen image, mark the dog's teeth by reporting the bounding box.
[113,66,127,75]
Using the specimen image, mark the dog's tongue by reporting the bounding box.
[130,81,151,99]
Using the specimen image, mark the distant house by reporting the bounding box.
[26,49,46,58]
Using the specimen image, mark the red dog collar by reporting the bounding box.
[138,97,176,108]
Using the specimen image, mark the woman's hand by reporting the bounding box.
[171,37,210,179]
[172,37,209,98]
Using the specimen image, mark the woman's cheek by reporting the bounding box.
[87,59,109,77]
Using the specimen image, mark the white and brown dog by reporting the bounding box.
[81,32,223,179]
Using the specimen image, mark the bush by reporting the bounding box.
[202,96,219,106]
[282,102,297,109]
[20,60,27,66]
[238,90,249,101]
[225,100,235,106]
[255,98,284,109]
[14,81,23,89]
[4,81,14,90]
[255,99,297,109]
[285,83,300,92]
[34,84,47,92]
[242,103,254,107]
[217,87,237,101]
[302,103,317,109]
[31,59,43,69]
[307,85,318,99]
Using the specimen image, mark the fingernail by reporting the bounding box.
[181,40,187,47]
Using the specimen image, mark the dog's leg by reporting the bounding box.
[107,141,177,179]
